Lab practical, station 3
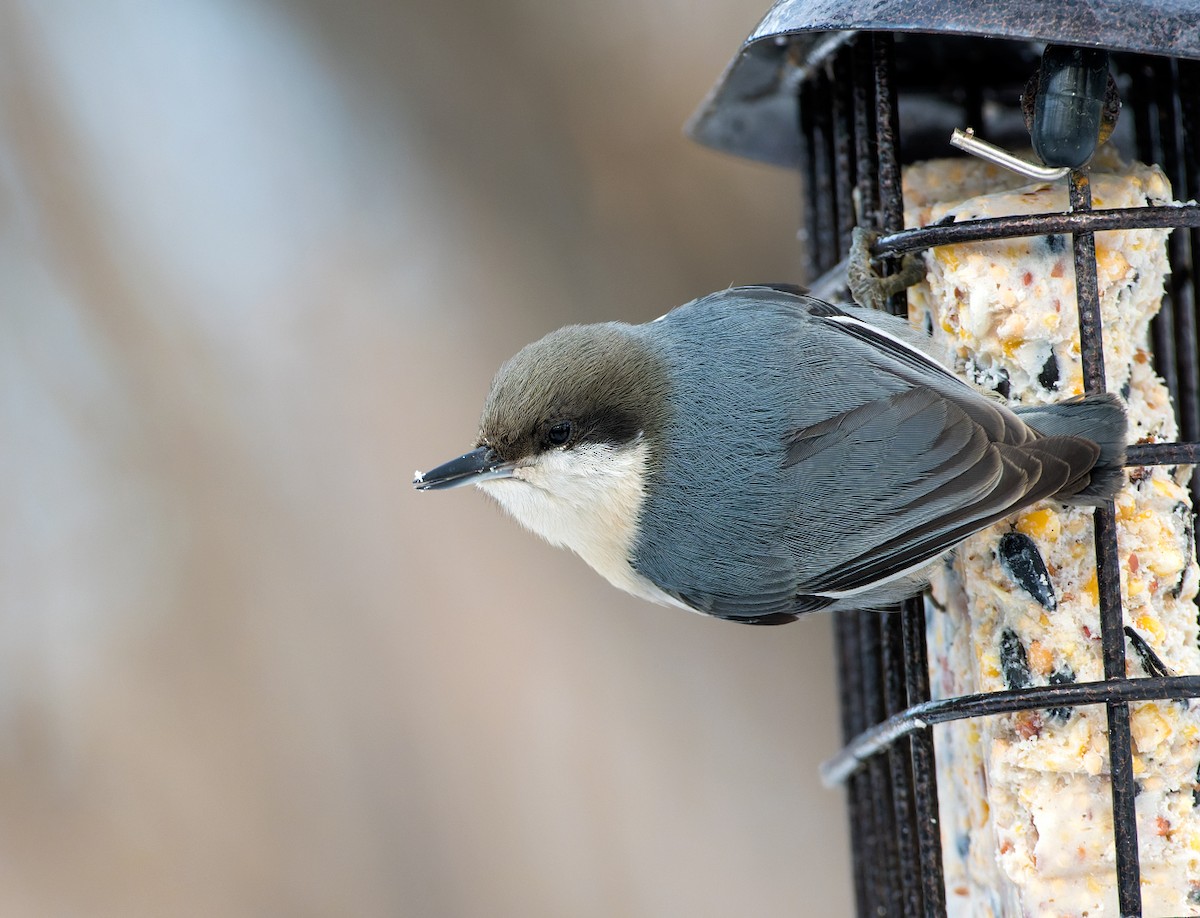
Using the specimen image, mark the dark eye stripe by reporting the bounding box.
[579,408,642,445]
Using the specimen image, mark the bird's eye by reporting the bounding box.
[547,421,573,446]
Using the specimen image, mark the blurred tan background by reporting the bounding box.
[0,1,853,915]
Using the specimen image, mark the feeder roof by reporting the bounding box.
[687,0,1200,167]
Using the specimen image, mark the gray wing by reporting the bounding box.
[783,384,1095,598]
[783,298,1099,595]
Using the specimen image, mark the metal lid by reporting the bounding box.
[686,0,1200,167]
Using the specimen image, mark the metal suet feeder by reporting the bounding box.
[689,3,1200,915]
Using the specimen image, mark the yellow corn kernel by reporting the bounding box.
[936,246,962,272]
[1065,366,1085,397]
[1152,477,1184,501]
[1098,246,1130,281]
[1083,570,1099,605]
[1147,549,1184,579]
[1027,640,1054,676]
[1130,703,1171,753]
[1018,508,1060,541]
[1135,614,1165,642]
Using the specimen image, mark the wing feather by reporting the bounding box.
[783,388,1080,598]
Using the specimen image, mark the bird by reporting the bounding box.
[413,286,1127,625]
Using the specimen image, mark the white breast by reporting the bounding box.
[476,439,690,610]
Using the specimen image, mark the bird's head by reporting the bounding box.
[414,323,671,570]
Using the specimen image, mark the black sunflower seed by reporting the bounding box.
[998,532,1057,610]
[1046,666,1076,723]
[1000,628,1033,690]
[1043,233,1067,253]
[1125,626,1172,678]
[1038,352,1060,392]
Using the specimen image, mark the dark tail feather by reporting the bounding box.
[1013,393,1128,503]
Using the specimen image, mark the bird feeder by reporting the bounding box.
[689,3,1200,915]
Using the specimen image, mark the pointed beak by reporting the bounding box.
[413,447,517,491]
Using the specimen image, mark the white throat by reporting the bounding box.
[476,438,685,608]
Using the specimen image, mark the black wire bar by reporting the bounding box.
[1070,168,1142,917]
[1126,441,1200,465]
[871,204,1200,259]
[821,675,1200,786]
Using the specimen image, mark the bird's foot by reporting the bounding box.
[847,227,926,311]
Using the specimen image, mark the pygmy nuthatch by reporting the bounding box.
[414,287,1126,624]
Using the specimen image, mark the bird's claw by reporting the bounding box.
[847,227,926,311]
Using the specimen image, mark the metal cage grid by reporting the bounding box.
[794,32,1200,917]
